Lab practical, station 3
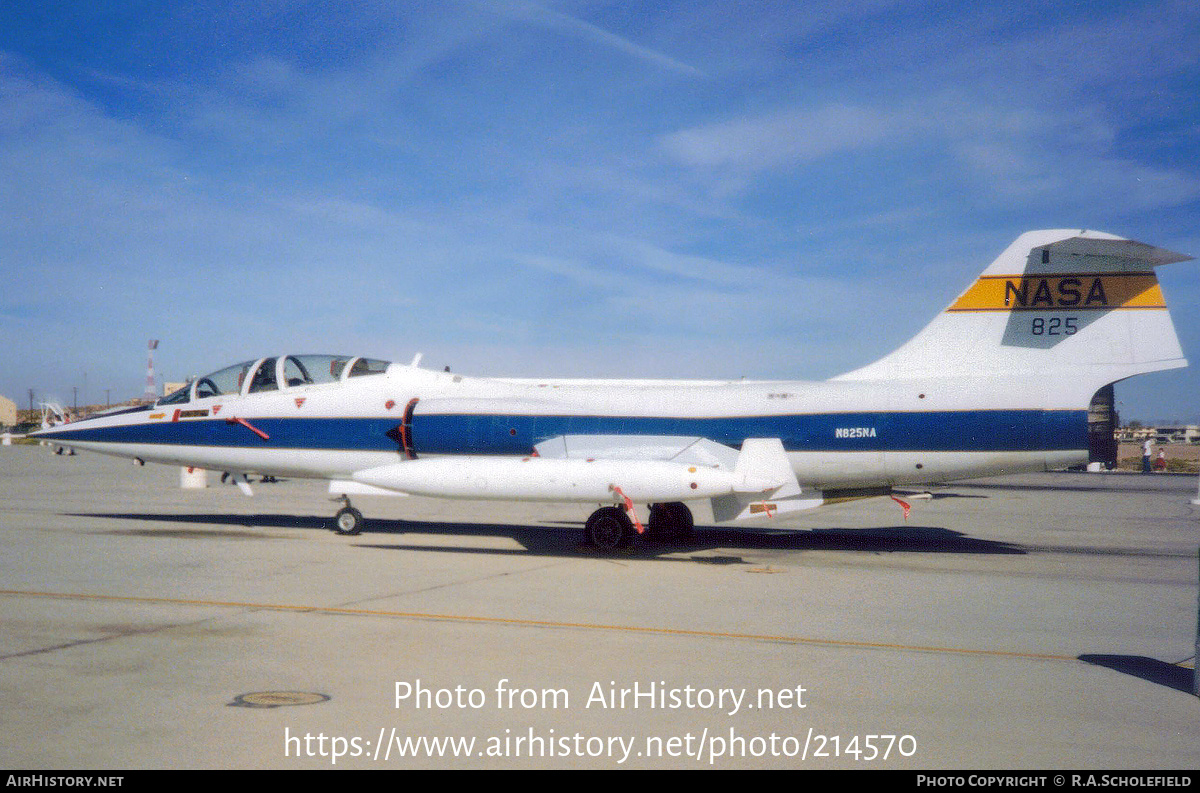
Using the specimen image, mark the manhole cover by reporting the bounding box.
[229,691,330,709]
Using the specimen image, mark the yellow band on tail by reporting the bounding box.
[947,273,1164,312]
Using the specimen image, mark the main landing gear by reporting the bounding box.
[584,506,634,550]
[583,501,694,551]
[332,496,365,536]
[646,502,694,542]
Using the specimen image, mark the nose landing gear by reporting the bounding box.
[332,496,365,535]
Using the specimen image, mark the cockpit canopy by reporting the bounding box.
[159,354,391,405]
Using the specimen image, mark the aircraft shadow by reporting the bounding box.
[960,481,1171,494]
[70,511,1026,560]
[1077,654,1195,694]
[918,492,989,500]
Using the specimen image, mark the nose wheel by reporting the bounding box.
[333,498,365,535]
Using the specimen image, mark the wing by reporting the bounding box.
[533,434,821,521]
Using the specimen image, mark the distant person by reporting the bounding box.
[1154,449,1167,472]
[1142,438,1153,473]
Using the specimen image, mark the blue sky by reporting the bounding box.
[2,0,1198,422]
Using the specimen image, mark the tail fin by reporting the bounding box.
[834,229,1191,404]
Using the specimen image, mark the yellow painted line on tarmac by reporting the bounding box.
[0,588,1078,663]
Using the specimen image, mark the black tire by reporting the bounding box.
[667,502,694,540]
[646,502,694,542]
[645,503,670,542]
[585,506,633,550]
[334,506,365,536]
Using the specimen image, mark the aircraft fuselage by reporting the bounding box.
[39,361,1087,491]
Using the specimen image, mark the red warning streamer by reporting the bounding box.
[610,485,645,534]
[226,417,270,441]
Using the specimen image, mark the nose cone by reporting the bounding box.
[30,404,156,442]
[30,423,73,441]
[30,412,102,441]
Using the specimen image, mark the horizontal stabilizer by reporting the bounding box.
[1040,235,1191,265]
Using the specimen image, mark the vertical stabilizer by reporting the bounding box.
[834,230,1191,405]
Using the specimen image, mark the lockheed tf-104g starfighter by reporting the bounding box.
[34,230,1192,549]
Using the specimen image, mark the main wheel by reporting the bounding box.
[646,503,669,541]
[585,506,634,550]
[334,506,365,536]
[666,502,694,540]
[646,502,694,542]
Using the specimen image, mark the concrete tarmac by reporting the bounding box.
[1,445,1197,769]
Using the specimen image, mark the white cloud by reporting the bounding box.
[480,0,702,76]
[660,104,895,171]
[943,105,1200,211]
[660,95,1200,213]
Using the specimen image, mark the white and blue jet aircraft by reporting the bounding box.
[33,229,1192,549]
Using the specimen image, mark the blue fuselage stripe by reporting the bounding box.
[413,410,1086,454]
[38,418,403,451]
[40,410,1089,454]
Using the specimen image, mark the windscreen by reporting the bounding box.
[194,361,255,399]
[157,385,191,405]
[284,355,353,386]
[347,358,390,378]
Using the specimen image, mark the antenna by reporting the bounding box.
[145,340,159,401]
